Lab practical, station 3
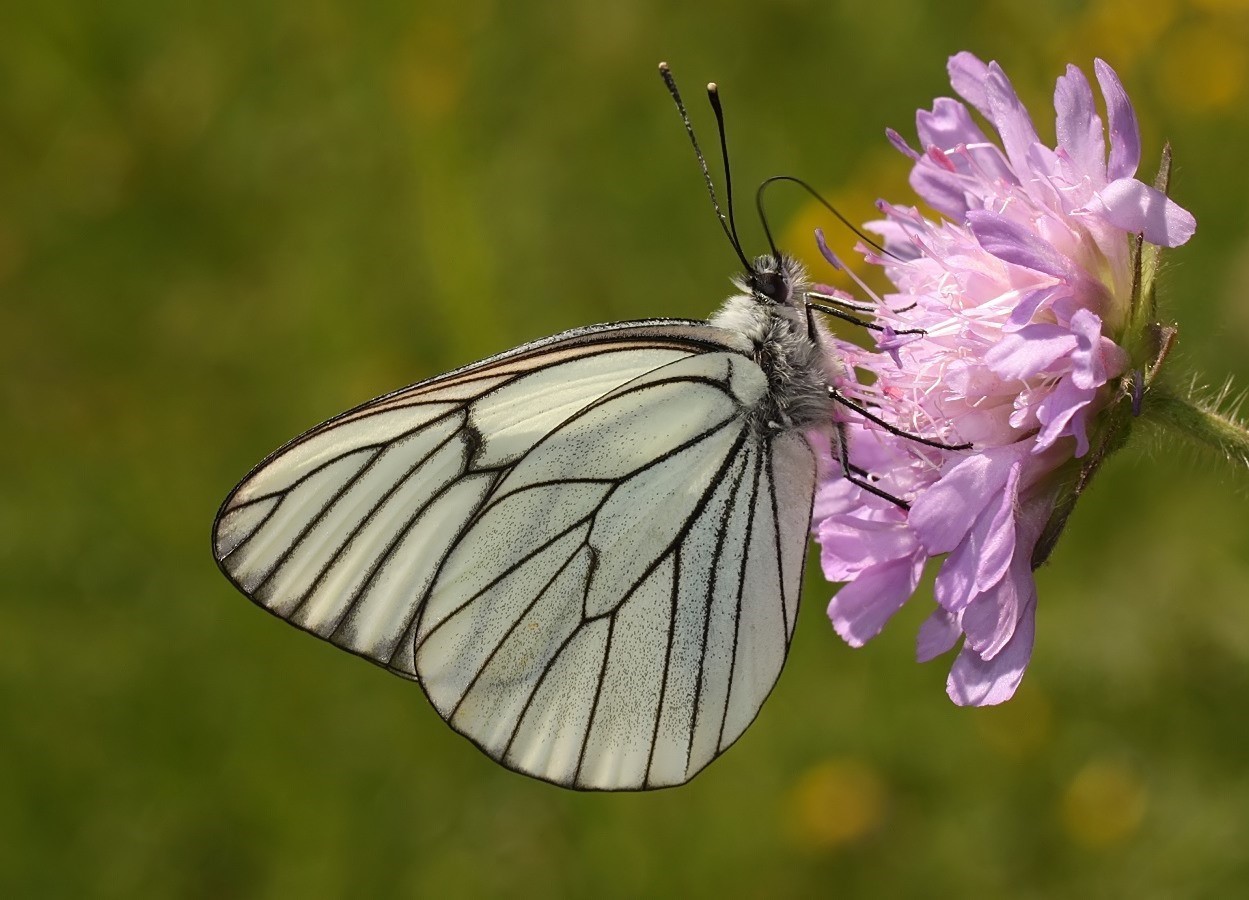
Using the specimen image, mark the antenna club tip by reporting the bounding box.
[658,61,670,72]
[707,82,718,93]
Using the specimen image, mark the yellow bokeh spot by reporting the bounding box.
[1060,759,1148,848]
[973,683,1053,759]
[1157,21,1249,114]
[392,18,468,122]
[784,758,888,852]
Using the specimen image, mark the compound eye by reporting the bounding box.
[750,270,788,303]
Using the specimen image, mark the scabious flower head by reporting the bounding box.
[814,53,1196,705]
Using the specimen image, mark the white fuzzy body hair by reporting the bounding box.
[708,255,842,431]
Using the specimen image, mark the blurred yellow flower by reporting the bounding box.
[784,758,887,852]
[1060,759,1148,848]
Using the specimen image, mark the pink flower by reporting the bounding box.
[814,54,1195,705]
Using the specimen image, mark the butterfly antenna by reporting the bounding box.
[757,174,900,261]
[753,178,784,264]
[706,83,749,268]
[659,62,755,276]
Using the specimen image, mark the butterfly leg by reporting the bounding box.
[833,418,911,511]
[807,299,925,336]
[827,386,971,452]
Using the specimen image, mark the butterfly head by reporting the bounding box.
[739,255,808,311]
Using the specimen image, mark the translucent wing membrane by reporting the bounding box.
[213,319,816,790]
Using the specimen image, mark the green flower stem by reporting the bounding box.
[1141,384,1249,468]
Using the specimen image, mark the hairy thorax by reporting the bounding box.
[708,258,840,433]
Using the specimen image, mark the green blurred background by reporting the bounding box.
[5,0,1249,896]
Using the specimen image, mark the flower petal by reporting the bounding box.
[960,524,1035,661]
[1068,308,1127,389]
[985,62,1042,178]
[973,458,1022,591]
[818,514,918,579]
[1034,379,1095,455]
[827,554,926,647]
[909,447,1022,554]
[1094,59,1140,181]
[985,323,1079,381]
[905,458,985,552]
[1005,285,1064,330]
[1091,177,1198,247]
[961,583,1019,660]
[917,606,962,662]
[1054,64,1106,184]
[910,165,974,220]
[932,455,1021,613]
[947,52,993,117]
[967,210,1073,278]
[946,595,1037,706]
[917,97,990,151]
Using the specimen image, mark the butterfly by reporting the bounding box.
[212,64,952,790]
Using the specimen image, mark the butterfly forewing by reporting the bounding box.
[213,319,816,789]
[216,321,724,657]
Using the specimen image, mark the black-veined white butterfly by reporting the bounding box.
[212,64,957,790]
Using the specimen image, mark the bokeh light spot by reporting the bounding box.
[1060,759,1148,848]
[784,758,888,852]
[1157,21,1248,114]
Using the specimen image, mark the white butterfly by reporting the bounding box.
[212,65,944,790]
[214,252,841,790]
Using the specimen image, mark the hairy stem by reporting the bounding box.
[1141,383,1249,468]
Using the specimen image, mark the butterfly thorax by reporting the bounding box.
[710,255,839,432]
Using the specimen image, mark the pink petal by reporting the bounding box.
[947,52,993,118]
[910,165,973,220]
[1092,177,1197,248]
[946,596,1037,706]
[1005,285,1063,330]
[817,515,918,579]
[1033,380,1094,455]
[827,554,926,647]
[1094,58,1140,181]
[907,462,985,554]
[985,62,1042,178]
[1054,64,1106,184]
[961,583,1020,660]
[974,459,1022,590]
[960,526,1035,661]
[1068,309,1127,390]
[917,97,990,151]
[932,528,978,612]
[917,606,961,662]
[909,447,1022,554]
[984,324,1079,381]
[931,456,1021,613]
[967,210,1073,278]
